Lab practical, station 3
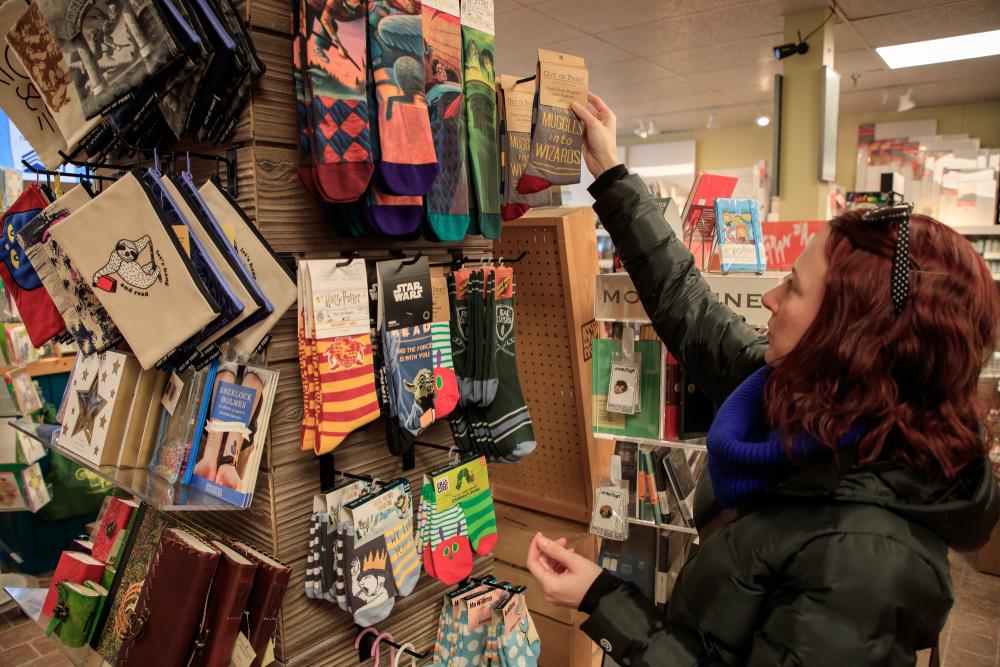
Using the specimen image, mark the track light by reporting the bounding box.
[897,89,916,112]
[756,115,771,127]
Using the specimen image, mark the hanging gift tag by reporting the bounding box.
[228,632,255,667]
[161,373,184,415]
[606,358,640,415]
[590,461,629,542]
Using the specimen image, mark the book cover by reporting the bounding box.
[149,366,213,483]
[181,360,222,485]
[189,361,279,507]
[42,551,105,619]
[714,198,766,274]
[19,461,50,512]
[663,449,697,526]
[189,541,257,667]
[680,172,738,244]
[91,497,139,564]
[7,366,43,415]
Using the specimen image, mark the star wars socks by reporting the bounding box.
[421,1,470,241]
[431,321,459,419]
[302,0,373,202]
[517,50,588,195]
[368,0,438,196]
[461,4,501,238]
[382,325,435,437]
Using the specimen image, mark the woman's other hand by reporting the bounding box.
[526,532,602,609]
[571,92,620,180]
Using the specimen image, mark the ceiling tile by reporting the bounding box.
[837,0,967,21]
[588,58,670,87]
[839,88,895,113]
[495,0,526,15]
[538,37,634,66]
[839,69,901,91]
[891,54,1000,85]
[495,50,539,78]
[720,85,775,104]
[597,75,708,105]
[621,92,732,119]
[780,0,835,12]
[598,1,783,57]
[699,62,782,91]
[834,49,886,74]
[850,0,1000,47]
[907,75,1000,106]
[494,8,585,54]
[531,0,743,35]
[648,34,782,75]
[833,22,867,50]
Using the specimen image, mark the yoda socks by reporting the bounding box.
[301,0,373,202]
[461,4,500,239]
[368,0,438,196]
[421,2,470,240]
[382,324,435,436]
[431,321,459,419]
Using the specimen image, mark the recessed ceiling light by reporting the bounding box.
[756,115,771,127]
[876,29,1000,69]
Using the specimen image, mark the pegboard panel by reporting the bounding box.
[492,208,600,524]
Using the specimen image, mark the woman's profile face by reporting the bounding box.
[761,227,830,364]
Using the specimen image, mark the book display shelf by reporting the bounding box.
[9,421,242,512]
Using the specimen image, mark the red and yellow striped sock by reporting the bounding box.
[299,310,319,452]
[314,333,381,454]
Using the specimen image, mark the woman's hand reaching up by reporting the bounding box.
[526,532,602,609]
[571,92,620,180]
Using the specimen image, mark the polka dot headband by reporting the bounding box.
[861,203,913,315]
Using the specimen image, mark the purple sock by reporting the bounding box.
[376,163,440,197]
[365,187,423,237]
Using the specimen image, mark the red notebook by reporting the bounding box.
[680,172,738,243]
[91,498,139,564]
[42,552,105,618]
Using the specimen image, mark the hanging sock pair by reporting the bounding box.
[293,0,373,203]
[338,479,420,625]
[421,0,471,242]
[418,456,497,586]
[305,479,374,603]
[297,260,381,455]
[461,2,500,239]
[447,269,536,463]
[498,74,552,222]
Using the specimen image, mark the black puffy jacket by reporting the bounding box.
[579,167,1000,666]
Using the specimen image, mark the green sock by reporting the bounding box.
[461,24,500,239]
[459,487,497,556]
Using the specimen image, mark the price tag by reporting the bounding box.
[161,373,184,415]
[228,632,256,667]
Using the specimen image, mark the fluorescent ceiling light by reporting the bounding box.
[876,30,1000,69]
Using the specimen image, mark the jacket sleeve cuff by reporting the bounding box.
[587,164,629,200]
[578,568,621,615]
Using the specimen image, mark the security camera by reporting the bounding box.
[773,41,809,60]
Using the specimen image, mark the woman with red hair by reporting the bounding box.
[526,92,1000,666]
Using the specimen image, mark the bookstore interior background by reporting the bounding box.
[0,0,997,665]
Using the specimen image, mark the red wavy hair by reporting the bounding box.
[764,210,1000,479]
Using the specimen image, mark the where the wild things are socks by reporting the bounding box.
[499,75,552,220]
[421,0,470,241]
[302,0,373,202]
[517,50,588,195]
[343,523,397,625]
[384,510,420,596]
[368,0,438,195]
[461,2,500,238]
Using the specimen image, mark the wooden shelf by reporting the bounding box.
[0,356,76,378]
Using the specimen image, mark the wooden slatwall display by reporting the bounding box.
[493,208,601,523]
[167,1,495,664]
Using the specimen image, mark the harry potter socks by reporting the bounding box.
[301,0,373,202]
[313,333,381,454]
[368,0,438,196]
[422,2,470,241]
[462,23,501,239]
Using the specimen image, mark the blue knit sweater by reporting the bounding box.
[706,366,865,508]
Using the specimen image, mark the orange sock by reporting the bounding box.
[313,333,381,454]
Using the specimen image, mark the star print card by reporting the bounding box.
[58,351,141,467]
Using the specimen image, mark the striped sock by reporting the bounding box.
[385,515,420,596]
[334,524,349,610]
[427,502,473,585]
[305,511,322,598]
[298,309,319,452]
[420,483,436,577]
[431,321,459,419]
[314,333,381,454]
[459,488,498,556]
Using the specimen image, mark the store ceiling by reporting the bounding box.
[494,0,1000,133]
